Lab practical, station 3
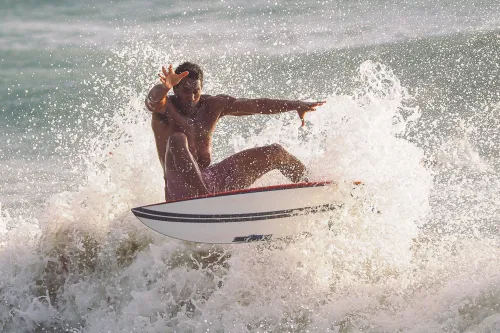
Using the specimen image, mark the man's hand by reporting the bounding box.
[296,101,326,127]
[158,64,189,89]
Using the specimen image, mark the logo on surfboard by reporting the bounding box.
[233,234,273,243]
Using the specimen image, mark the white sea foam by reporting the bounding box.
[1,41,500,333]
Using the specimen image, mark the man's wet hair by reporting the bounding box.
[175,62,203,86]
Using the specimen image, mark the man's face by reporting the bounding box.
[173,78,202,110]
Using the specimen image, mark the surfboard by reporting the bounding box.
[131,181,341,244]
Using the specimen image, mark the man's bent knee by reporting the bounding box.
[168,132,188,148]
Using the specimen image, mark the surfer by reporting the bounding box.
[145,62,325,201]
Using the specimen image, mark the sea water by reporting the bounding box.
[1,0,499,332]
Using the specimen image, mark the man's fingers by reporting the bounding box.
[162,66,169,76]
[297,100,326,126]
[306,101,325,111]
[160,65,188,80]
[158,74,167,84]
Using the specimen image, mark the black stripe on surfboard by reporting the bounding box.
[134,204,340,219]
[131,204,339,223]
[132,204,339,220]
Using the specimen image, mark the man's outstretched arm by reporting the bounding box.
[217,95,326,126]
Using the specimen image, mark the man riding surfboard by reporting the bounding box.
[145,62,325,201]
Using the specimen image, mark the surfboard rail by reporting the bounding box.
[139,181,333,207]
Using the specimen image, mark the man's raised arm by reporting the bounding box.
[218,96,326,127]
[145,65,189,113]
[145,84,169,113]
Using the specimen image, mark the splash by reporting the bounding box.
[1,42,499,333]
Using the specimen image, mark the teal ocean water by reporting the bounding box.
[1,0,499,332]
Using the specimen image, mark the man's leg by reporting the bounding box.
[164,133,209,201]
[209,143,307,192]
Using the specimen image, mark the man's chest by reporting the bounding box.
[166,111,214,141]
[187,105,218,137]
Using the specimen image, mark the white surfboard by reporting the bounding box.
[131,181,342,244]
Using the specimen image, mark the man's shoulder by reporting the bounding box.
[203,94,235,102]
[203,94,236,108]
